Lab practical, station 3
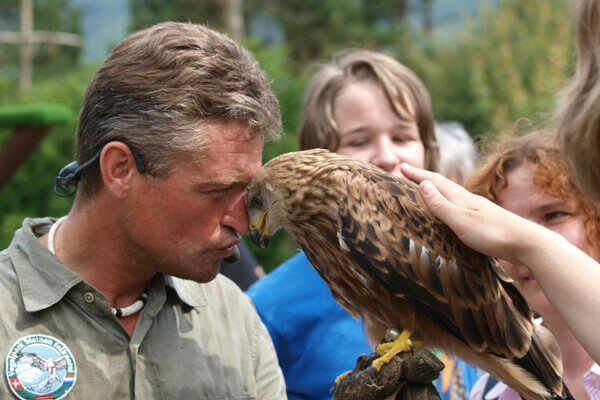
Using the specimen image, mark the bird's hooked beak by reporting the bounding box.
[249,209,271,248]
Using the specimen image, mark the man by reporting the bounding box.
[0,22,286,399]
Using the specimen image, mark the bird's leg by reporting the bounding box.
[372,329,422,371]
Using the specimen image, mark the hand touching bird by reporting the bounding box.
[246,149,571,400]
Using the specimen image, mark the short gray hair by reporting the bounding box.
[76,22,281,197]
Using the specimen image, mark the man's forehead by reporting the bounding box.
[190,153,262,185]
[200,128,264,158]
[180,121,264,178]
[204,119,258,142]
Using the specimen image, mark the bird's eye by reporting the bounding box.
[250,195,263,209]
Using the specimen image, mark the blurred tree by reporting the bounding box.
[402,0,573,138]
[131,0,411,70]
[244,0,410,73]
[130,0,224,31]
[0,0,82,94]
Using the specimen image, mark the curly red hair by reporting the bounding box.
[466,130,600,260]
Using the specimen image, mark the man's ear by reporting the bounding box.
[100,141,139,199]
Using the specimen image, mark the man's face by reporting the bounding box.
[122,120,263,283]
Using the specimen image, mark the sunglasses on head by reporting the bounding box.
[53,141,146,197]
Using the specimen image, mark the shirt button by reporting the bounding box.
[83,292,95,304]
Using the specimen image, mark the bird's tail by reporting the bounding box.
[515,324,574,400]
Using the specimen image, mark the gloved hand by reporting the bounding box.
[333,347,444,400]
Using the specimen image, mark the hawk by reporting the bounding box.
[246,149,570,400]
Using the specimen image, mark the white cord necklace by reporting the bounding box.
[47,216,67,255]
[47,216,149,318]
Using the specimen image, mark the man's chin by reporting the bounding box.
[197,260,223,283]
[169,260,222,283]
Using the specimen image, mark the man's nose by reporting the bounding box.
[222,193,250,235]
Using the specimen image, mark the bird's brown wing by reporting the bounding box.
[334,165,535,358]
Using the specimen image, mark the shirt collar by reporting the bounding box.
[164,275,208,308]
[10,217,83,313]
[10,217,209,312]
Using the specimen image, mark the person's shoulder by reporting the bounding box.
[0,251,16,295]
[196,273,247,297]
[0,246,20,288]
[0,248,10,263]
[208,272,244,291]
[0,249,23,324]
[267,251,313,276]
[0,247,15,269]
[167,274,253,310]
[245,251,323,301]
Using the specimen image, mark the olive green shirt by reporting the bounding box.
[0,218,286,399]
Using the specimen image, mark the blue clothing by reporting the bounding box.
[246,252,373,400]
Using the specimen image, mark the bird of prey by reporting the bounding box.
[17,352,69,391]
[246,149,570,400]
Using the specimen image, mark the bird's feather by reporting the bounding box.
[335,164,535,357]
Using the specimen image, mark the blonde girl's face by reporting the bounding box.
[333,80,425,177]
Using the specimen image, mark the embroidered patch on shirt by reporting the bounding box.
[5,334,77,399]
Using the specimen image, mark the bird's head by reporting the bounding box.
[245,166,285,249]
[246,149,339,248]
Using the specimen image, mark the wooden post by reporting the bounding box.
[422,0,433,35]
[224,0,245,42]
[19,0,33,91]
[0,0,82,91]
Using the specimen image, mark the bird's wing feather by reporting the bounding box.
[18,353,48,370]
[54,356,69,369]
[335,165,534,357]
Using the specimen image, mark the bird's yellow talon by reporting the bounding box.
[372,329,420,371]
[335,370,352,384]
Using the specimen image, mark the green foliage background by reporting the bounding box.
[0,0,574,271]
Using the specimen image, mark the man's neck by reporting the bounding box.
[41,201,155,334]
